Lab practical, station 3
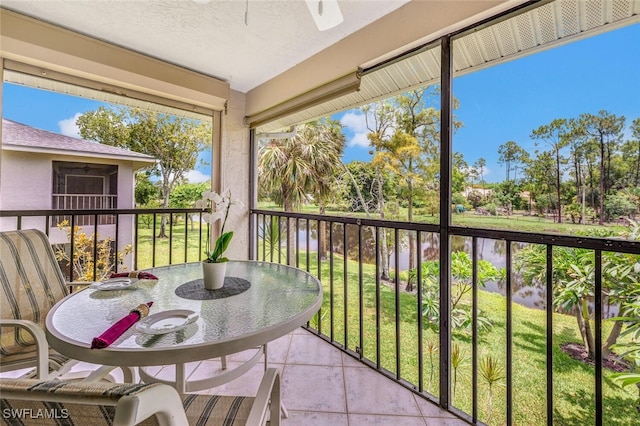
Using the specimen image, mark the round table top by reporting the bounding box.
[45,261,322,367]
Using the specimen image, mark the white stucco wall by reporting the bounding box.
[0,149,138,270]
[222,89,250,261]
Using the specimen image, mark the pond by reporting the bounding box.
[268,220,619,317]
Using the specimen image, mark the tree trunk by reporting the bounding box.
[599,136,605,225]
[158,187,170,238]
[284,197,295,266]
[556,150,562,224]
[576,300,595,358]
[376,170,390,281]
[635,148,640,186]
[319,206,328,260]
[406,181,415,292]
[603,320,623,358]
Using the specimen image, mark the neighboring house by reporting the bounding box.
[0,118,156,268]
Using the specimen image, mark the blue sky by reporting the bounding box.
[2,22,639,184]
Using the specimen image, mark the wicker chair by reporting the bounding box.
[0,229,132,382]
[0,368,280,426]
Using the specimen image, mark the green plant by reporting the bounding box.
[54,221,132,281]
[479,354,506,423]
[425,339,438,391]
[412,251,503,332]
[451,342,467,405]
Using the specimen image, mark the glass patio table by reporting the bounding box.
[45,261,323,392]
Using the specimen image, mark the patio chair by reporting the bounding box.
[0,228,132,382]
[0,368,280,425]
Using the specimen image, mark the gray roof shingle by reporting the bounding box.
[2,118,156,162]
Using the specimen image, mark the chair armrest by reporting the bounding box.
[0,319,49,379]
[0,379,189,426]
[246,368,280,426]
[115,383,189,426]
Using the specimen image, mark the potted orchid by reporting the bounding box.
[196,190,244,289]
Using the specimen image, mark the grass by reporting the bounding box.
[134,218,205,269]
[266,248,638,426]
[135,215,638,425]
[256,202,626,235]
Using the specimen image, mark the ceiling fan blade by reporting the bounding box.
[305,0,344,31]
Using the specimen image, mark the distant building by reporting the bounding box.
[0,118,155,268]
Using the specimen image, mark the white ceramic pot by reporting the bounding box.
[202,261,227,290]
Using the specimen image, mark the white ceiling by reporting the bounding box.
[0,0,410,93]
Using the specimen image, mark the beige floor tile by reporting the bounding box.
[200,362,282,396]
[348,414,428,425]
[224,347,265,363]
[414,394,457,418]
[342,352,367,368]
[287,333,343,366]
[344,366,422,417]
[423,418,470,425]
[281,364,346,412]
[266,334,292,364]
[282,411,349,425]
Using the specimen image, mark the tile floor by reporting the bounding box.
[1,327,468,425]
[148,328,468,425]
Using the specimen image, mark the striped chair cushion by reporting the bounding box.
[0,229,68,366]
[0,347,69,374]
[1,379,161,425]
[0,379,257,426]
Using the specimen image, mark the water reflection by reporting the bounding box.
[262,219,615,315]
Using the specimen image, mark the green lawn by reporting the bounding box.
[134,219,205,269]
[136,215,638,425]
[256,202,626,235]
[259,247,638,426]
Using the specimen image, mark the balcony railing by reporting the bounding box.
[2,207,639,425]
[0,208,206,282]
[250,209,640,426]
[52,194,118,225]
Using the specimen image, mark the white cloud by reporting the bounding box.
[58,113,82,138]
[340,111,370,148]
[186,169,210,183]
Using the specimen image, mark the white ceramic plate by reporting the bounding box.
[136,310,199,335]
[89,278,138,291]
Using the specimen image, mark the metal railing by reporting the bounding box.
[0,208,206,282]
[3,206,640,424]
[250,208,640,426]
[51,194,118,225]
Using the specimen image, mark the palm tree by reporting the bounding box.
[258,120,345,262]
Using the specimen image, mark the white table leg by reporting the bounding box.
[175,363,187,394]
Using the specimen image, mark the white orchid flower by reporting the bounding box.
[201,190,214,200]
[210,211,225,222]
[195,199,206,209]
[230,198,245,209]
[209,192,223,204]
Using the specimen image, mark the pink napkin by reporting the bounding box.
[91,302,153,349]
[110,271,158,280]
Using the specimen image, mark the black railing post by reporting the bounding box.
[546,244,554,426]
[375,226,381,369]
[471,237,479,423]
[506,242,513,425]
[417,230,424,393]
[439,33,453,409]
[595,250,603,426]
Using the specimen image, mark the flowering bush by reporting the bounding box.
[196,190,244,263]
